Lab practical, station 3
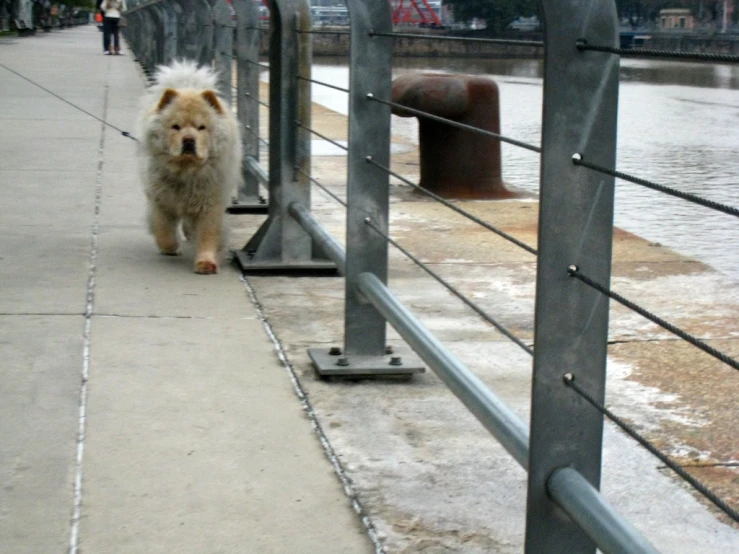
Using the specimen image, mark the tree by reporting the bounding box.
[445,0,539,35]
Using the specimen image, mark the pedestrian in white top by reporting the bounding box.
[102,0,127,55]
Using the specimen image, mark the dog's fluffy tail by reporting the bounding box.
[151,59,218,92]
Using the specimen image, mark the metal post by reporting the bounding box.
[121,3,140,61]
[213,0,235,102]
[308,0,422,378]
[229,0,268,213]
[526,1,620,552]
[150,4,167,66]
[159,0,178,65]
[233,0,336,273]
[176,0,214,67]
[126,2,158,72]
[127,0,207,74]
[168,0,186,59]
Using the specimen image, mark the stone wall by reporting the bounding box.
[260,28,543,59]
[257,28,739,58]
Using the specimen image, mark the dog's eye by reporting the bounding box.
[172,124,180,131]
[198,125,206,131]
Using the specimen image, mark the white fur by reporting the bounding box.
[150,59,219,93]
[136,60,243,273]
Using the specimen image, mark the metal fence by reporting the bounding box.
[124,1,739,552]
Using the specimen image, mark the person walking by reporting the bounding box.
[101,0,126,56]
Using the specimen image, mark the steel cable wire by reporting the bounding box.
[366,94,541,153]
[567,266,739,372]
[296,74,351,94]
[365,157,538,256]
[296,168,347,207]
[296,29,350,35]
[563,374,739,523]
[573,155,739,218]
[364,219,534,356]
[244,59,271,71]
[244,93,269,109]
[0,62,139,142]
[223,62,269,120]
[294,28,542,47]
[295,121,348,152]
[369,31,543,48]
[228,85,269,108]
[243,125,269,147]
[576,40,739,64]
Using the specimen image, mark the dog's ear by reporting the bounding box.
[156,89,178,112]
[201,90,225,115]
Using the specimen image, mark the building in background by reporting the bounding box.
[250,0,452,28]
[658,8,694,31]
[310,3,348,26]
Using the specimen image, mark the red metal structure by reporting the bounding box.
[391,0,442,26]
[257,1,442,27]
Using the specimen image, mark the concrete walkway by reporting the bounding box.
[0,26,374,553]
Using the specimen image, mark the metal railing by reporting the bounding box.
[123,1,739,552]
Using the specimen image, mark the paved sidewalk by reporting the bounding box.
[0,26,373,554]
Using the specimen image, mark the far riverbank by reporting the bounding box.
[260,27,739,59]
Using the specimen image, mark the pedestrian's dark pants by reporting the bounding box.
[102,17,120,52]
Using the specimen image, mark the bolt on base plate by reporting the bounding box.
[308,346,425,378]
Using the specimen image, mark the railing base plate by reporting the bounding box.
[232,250,339,275]
[308,346,425,379]
[226,196,268,214]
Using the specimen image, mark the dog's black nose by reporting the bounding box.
[182,138,196,154]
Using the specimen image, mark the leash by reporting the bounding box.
[0,61,140,142]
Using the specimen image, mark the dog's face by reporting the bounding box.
[155,88,225,164]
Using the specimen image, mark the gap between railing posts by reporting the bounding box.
[158,0,178,66]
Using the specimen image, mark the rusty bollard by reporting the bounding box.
[391,73,513,200]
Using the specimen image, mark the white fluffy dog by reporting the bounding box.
[137,60,242,274]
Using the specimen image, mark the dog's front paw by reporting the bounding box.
[194,259,218,274]
[159,247,182,256]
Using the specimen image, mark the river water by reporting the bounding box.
[308,57,739,280]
